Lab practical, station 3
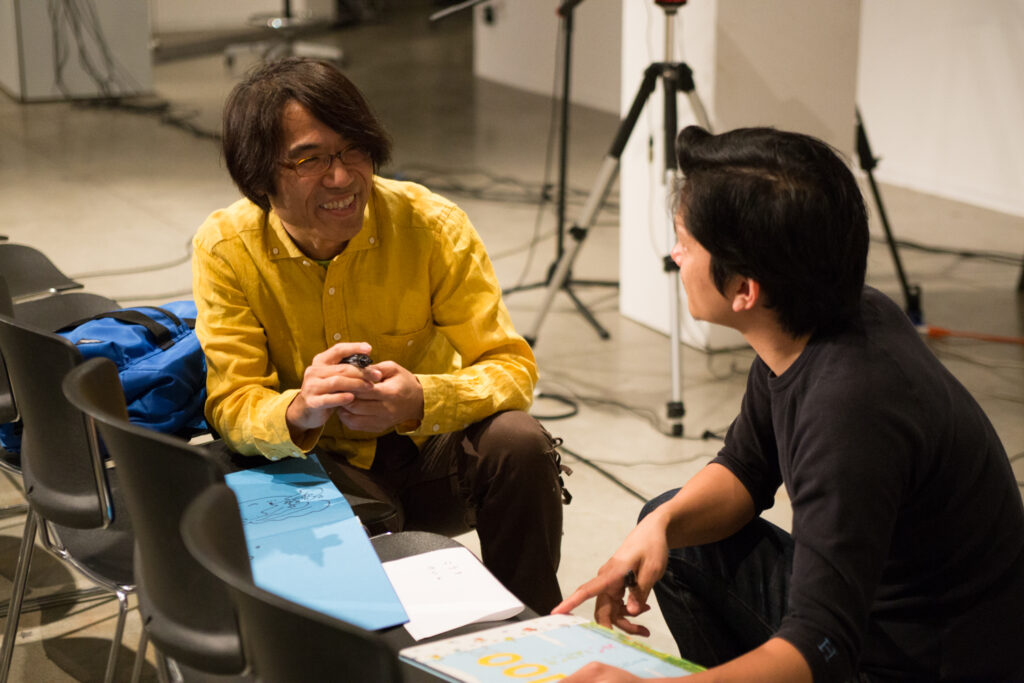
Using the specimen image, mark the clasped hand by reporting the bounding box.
[286,342,424,437]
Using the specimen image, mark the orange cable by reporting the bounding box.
[921,325,1024,346]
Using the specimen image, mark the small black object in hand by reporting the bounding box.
[340,353,373,368]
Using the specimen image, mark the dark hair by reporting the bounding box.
[222,57,392,212]
[674,126,868,337]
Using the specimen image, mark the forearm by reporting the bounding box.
[410,343,536,435]
[210,383,310,460]
[656,463,757,549]
[687,638,811,683]
[563,639,809,683]
[554,462,759,623]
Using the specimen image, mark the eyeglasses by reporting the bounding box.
[281,146,370,177]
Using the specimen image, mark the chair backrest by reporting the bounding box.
[0,279,118,441]
[0,277,15,426]
[0,313,111,527]
[181,483,405,683]
[0,242,83,300]
[62,357,245,675]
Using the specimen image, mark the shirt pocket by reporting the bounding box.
[371,323,435,371]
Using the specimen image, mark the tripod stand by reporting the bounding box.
[855,108,923,324]
[526,0,708,436]
[501,0,618,342]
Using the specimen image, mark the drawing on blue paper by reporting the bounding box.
[239,488,333,525]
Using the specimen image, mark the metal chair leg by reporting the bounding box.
[153,651,172,683]
[130,625,149,683]
[101,588,129,683]
[0,510,38,683]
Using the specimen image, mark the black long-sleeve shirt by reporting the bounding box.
[713,287,1024,681]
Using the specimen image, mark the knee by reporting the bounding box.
[639,488,682,524]
[471,411,561,487]
[477,411,554,457]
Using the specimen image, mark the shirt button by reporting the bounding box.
[302,260,310,266]
[272,247,279,255]
[368,236,376,245]
[432,424,440,432]
[333,333,341,341]
[406,339,414,347]
[328,287,336,295]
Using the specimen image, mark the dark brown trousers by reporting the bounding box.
[318,410,567,615]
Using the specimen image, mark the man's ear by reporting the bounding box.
[730,276,761,313]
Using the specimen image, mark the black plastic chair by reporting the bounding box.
[62,357,248,683]
[12,291,121,329]
[0,276,118,514]
[0,243,83,301]
[0,314,135,683]
[0,274,119,458]
[181,483,406,683]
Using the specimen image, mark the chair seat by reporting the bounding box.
[369,530,462,563]
[50,521,135,588]
[45,468,134,586]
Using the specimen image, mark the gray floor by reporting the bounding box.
[1,2,1022,680]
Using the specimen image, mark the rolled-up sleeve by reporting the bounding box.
[409,202,536,436]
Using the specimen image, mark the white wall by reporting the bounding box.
[857,0,1024,218]
[473,0,622,114]
[1,0,152,101]
[473,0,1024,218]
[150,0,334,33]
[0,0,22,96]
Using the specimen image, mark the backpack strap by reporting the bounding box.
[58,306,192,350]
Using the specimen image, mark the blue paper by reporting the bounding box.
[225,455,409,631]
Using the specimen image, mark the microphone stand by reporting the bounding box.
[501,0,618,343]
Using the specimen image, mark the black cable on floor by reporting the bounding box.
[559,443,648,503]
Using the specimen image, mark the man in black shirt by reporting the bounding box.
[554,126,1024,681]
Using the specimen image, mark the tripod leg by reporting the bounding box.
[666,257,684,437]
[856,108,922,324]
[672,62,713,132]
[562,284,611,339]
[523,223,590,346]
[662,66,685,437]
[521,156,616,344]
[522,68,661,346]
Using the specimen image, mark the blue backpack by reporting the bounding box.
[0,301,208,453]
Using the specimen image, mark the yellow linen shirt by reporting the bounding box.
[192,177,537,468]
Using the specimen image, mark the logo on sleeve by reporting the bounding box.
[818,637,838,662]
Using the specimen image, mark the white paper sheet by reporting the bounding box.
[382,546,524,640]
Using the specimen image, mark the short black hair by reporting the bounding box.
[222,57,392,212]
[674,126,868,337]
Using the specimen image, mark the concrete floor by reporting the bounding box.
[1,2,1022,680]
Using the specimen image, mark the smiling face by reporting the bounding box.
[267,100,374,260]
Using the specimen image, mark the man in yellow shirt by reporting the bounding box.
[192,57,568,613]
